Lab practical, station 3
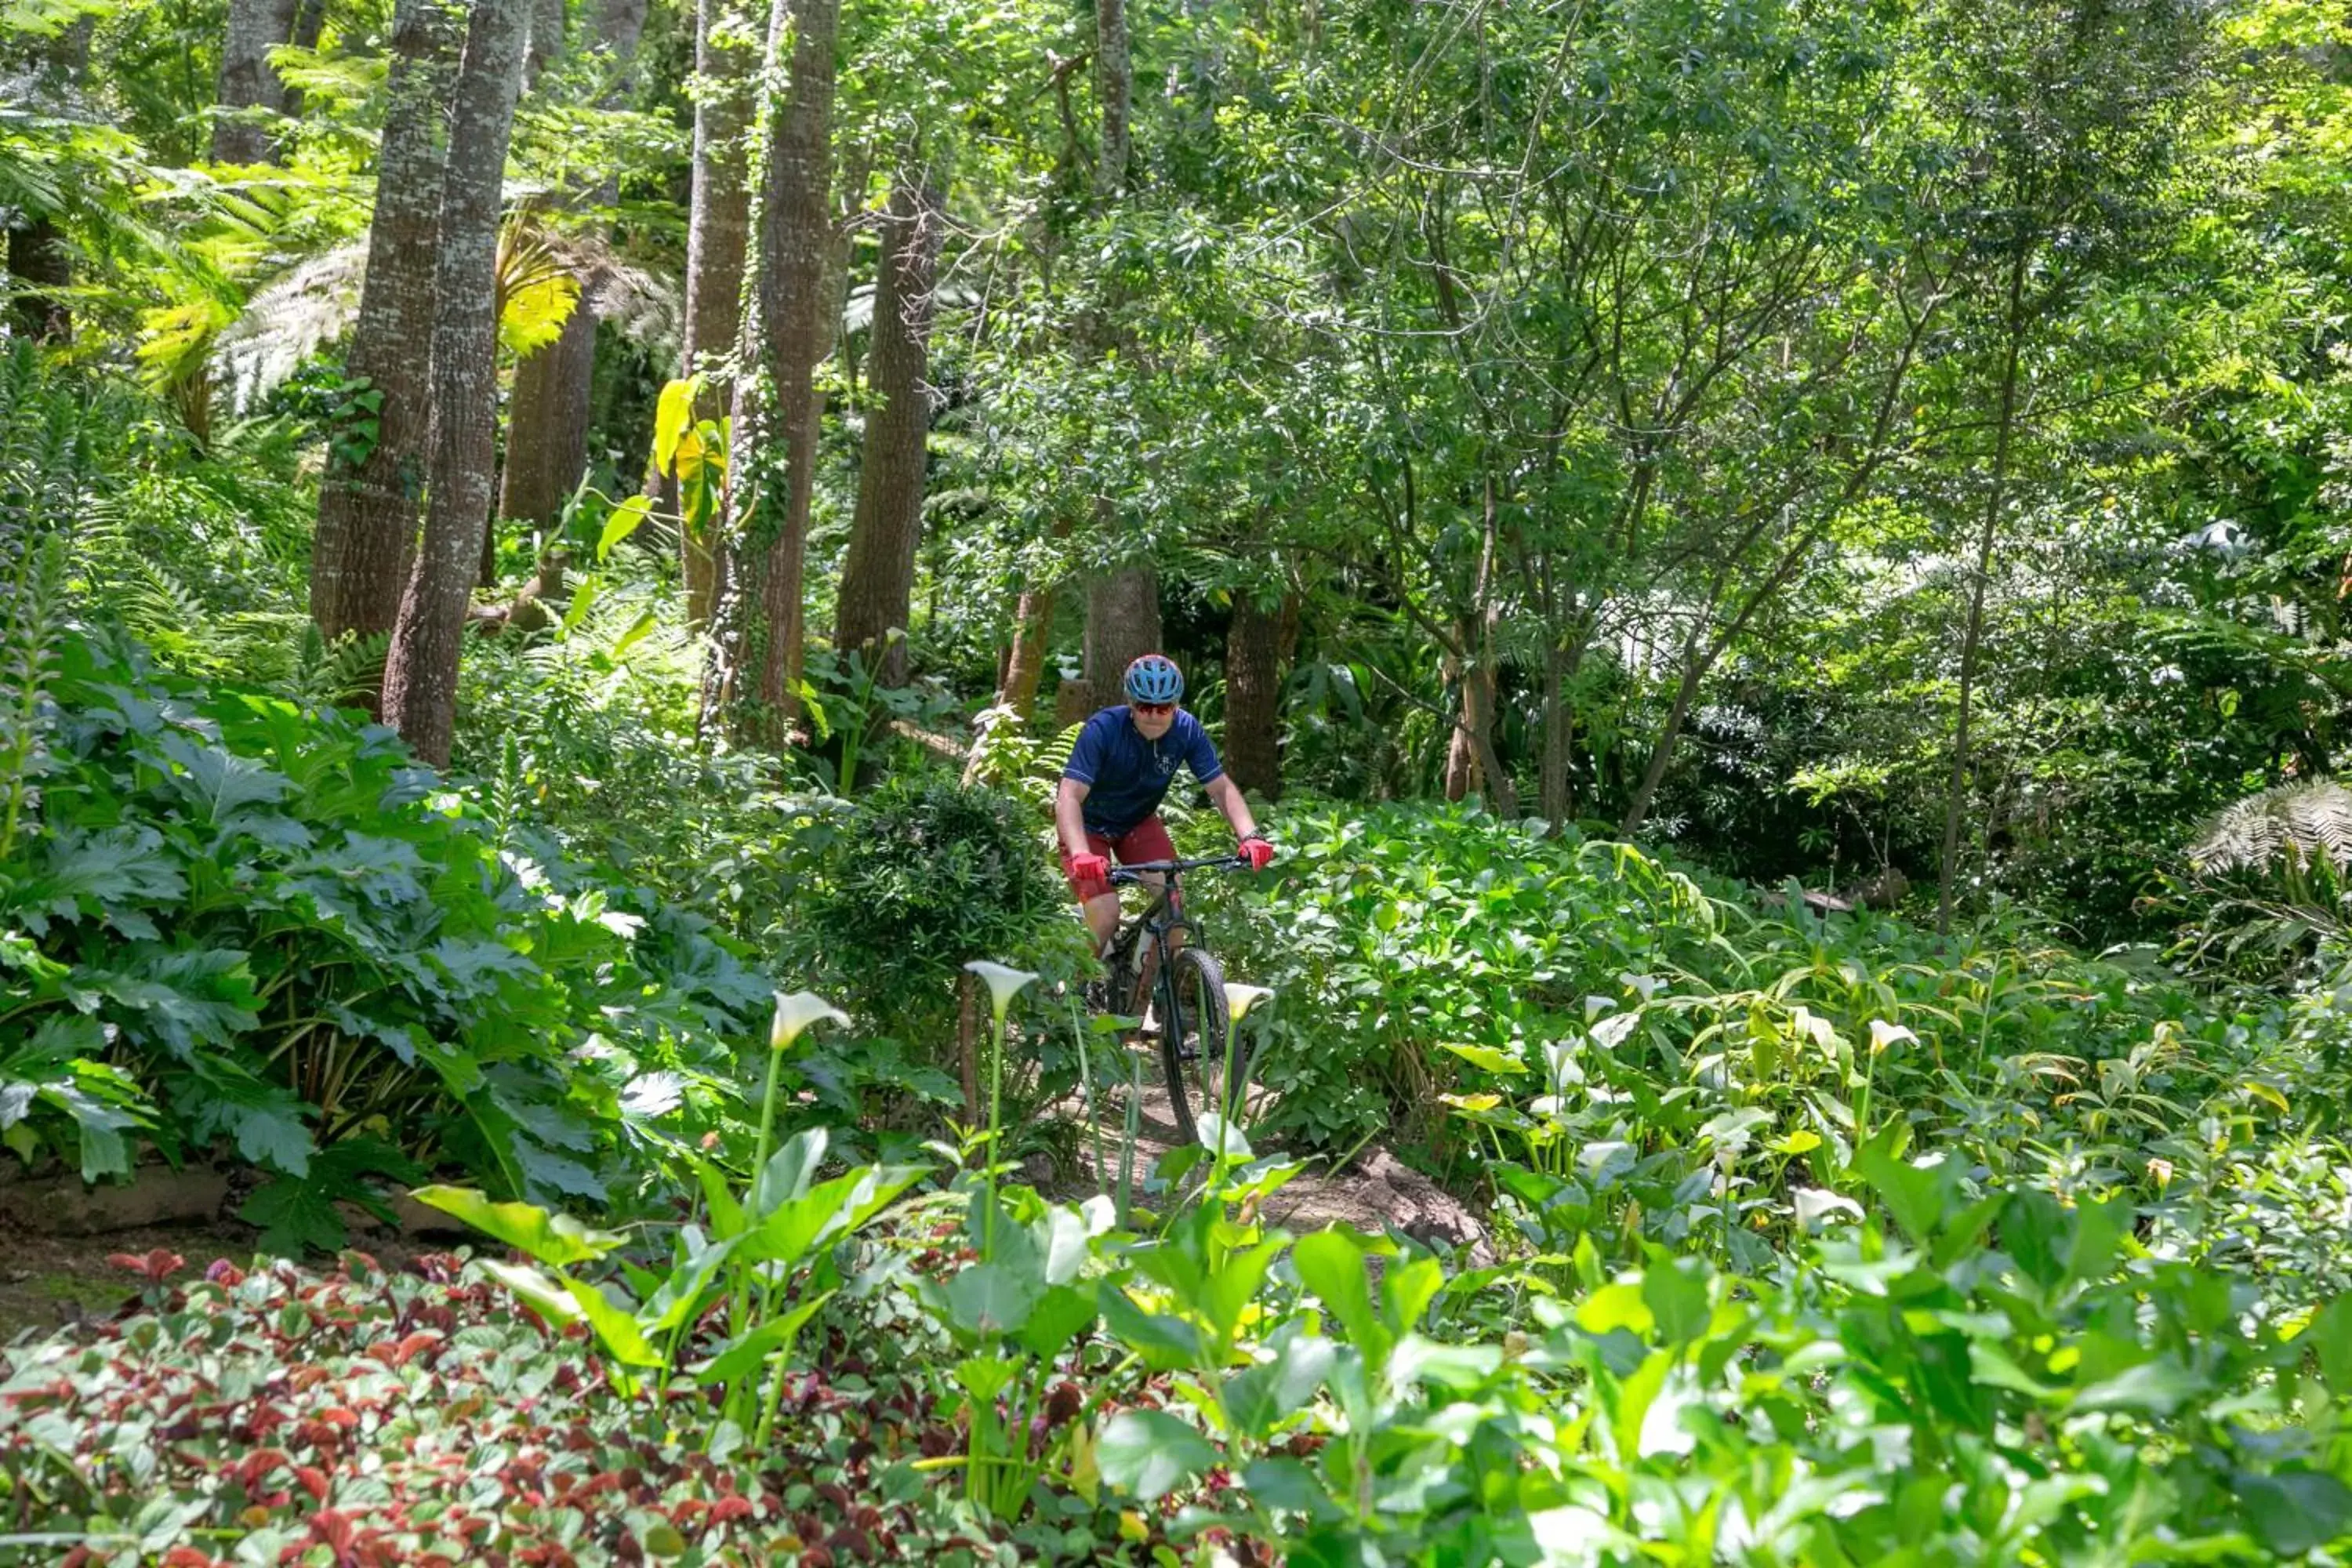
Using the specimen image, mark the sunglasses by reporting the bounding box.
[1133,701,1176,717]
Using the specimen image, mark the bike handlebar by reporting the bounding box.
[1108,855,1248,882]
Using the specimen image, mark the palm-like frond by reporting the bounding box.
[212,241,365,410]
[2188,780,2352,876]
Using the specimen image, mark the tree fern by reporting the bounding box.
[2189,780,2352,878]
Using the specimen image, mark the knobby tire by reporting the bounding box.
[1160,945,1243,1149]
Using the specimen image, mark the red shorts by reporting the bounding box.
[1062,815,1176,902]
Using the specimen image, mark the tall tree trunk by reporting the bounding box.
[524,0,565,84]
[5,219,74,343]
[679,0,755,630]
[380,0,533,766]
[1937,245,2031,934]
[999,585,1057,713]
[1094,0,1130,200]
[281,0,328,120]
[1083,565,1161,713]
[309,0,454,668]
[711,0,837,746]
[1540,637,1586,829]
[1222,590,1297,799]
[1079,0,1155,711]
[6,20,92,343]
[212,0,301,164]
[495,0,648,543]
[835,155,947,688]
[498,303,597,535]
[1444,476,1515,815]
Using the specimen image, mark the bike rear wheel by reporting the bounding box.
[1160,945,1245,1150]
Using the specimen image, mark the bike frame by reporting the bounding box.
[1108,855,1243,1018]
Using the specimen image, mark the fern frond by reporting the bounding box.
[213,241,367,412]
[2189,780,2352,877]
[0,534,68,858]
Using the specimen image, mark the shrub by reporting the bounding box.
[791,776,1090,1119]
[0,622,773,1248]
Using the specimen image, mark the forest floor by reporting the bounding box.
[0,1218,443,1341]
[0,1075,1486,1345]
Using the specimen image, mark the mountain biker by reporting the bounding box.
[1058,653,1276,962]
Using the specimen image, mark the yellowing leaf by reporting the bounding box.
[653,376,701,475]
[500,269,581,358]
[598,495,652,562]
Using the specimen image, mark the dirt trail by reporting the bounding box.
[1061,1077,1494,1263]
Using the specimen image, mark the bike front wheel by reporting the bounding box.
[1160,945,1245,1151]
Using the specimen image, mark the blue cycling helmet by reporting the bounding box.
[1123,653,1185,705]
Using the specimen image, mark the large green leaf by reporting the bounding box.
[409,1185,627,1265]
[692,1292,834,1387]
[16,825,185,931]
[1221,1327,1336,1438]
[947,1261,1040,1338]
[157,732,292,823]
[1097,1410,1219,1503]
[1294,1226,1389,1363]
[1098,1282,1207,1371]
[741,1162,925,1268]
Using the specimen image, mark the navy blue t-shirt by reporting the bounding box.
[1062,706,1225,836]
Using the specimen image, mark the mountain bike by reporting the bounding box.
[1098,855,1253,1149]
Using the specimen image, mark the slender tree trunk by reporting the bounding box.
[1001,585,1057,710]
[1222,590,1298,799]
[1620,632,1706,835]
[525,0,565,83]
[6,20,91,343]
[836,154,948,688]
[680,0,755,630]
[212,0,302,164]
[485,0,576,569]
[1080,0,1156,704]
[380,0,534,766]
[495,0,649,543]
[499,303,597,533]
[1540,636,1588,829]
[1937,246,2031,934]
[1443,648,1505,804]
[310,0,455,669]
[712,0,837,746]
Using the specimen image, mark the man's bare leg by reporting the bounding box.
[1083,891,1121,953]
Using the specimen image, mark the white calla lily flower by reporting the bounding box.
[1868,1018,1917,1055]
[769,990,850,1052]
[1224,983,1275,1021]
[963,960,1040,1024]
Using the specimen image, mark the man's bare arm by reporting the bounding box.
[1056,778,1094,858]
[1205,775,1261,844]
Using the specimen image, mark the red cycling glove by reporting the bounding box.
[1069,851,1111,887]
[1239,836,1276,872]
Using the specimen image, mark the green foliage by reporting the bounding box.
[796,775,1087,1033]
[0,628,774,1237]
[1198,800,1729,1156]
[423,1122,924,1434]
